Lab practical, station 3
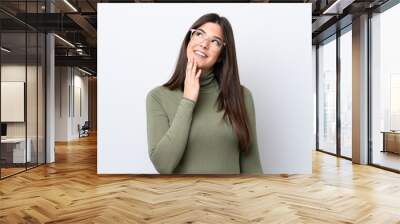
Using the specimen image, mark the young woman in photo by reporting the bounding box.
[146,13,262,174]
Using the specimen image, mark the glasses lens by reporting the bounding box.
[191,30,203,42]
[211,39,222,48]
[190,29,223,50]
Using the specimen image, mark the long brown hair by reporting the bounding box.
[163,13,251,153]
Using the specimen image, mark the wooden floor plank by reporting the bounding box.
[1,134,400,223]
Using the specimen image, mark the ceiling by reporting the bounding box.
[0,0,393,75]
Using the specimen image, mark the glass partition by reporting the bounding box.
[38,32,45,165]
[371,3,400,171]
[317,36,337,155]
[0,31,28,177]
[339,28,352,158]
[0,1,46,179]
[27,31,38,169]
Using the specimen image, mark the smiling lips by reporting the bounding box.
[194,50,207,58]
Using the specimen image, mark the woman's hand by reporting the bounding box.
[183,57,202,102]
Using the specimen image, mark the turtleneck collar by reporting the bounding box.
[199,70,218,92]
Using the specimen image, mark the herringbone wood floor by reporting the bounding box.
[1,134,400,223]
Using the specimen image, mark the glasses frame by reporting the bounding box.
[189,29,226,49]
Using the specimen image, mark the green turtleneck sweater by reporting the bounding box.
[146,72,263,174]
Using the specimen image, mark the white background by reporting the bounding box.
[98,3,313,174]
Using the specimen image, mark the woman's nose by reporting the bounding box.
[199,39,210,49]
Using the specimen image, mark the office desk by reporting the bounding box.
[1,138,32,163]
[381,131,400,154]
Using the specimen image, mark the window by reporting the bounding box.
[340,28,352,158]
[371,2,400,171]
[318,36,337,154]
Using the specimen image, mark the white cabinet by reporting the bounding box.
[1,138,32,163]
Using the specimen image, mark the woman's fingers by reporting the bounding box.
[183,56,201,103]
[195,69,202,80]
[186,56,201,82]
[192,57,197,79]
[186,57,192,75]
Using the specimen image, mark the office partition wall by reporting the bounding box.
[316,25,353,160]
[0,1,47,179]
[317,36,337,155]
[0,30,27,177]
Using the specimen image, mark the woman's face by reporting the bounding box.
[186,22,224,73]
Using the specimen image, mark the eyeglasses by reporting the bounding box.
[190,29,225,50]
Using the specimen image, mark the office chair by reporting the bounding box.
[79,121,90,138]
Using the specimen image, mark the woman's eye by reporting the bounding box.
[212,39,222,46]
[195,31,203,37]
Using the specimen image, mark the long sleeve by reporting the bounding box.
[240,88,263,174]
[146,90,195,174]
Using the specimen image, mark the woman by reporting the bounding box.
[146,13,262,174]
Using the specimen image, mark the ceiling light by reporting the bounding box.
[54,34,75,48]
[78,67,93,76]
[1,47,11,53]
[322,0,355,15]
[63,0,78,12]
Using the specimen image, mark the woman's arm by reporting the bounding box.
[146,90,195,174]
[240,87,263,174]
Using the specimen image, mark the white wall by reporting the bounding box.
[98,3,313,174]
[55,67,89,141]
[72,72,89,138]
[1,65,39,137]
[1,64,46,163]
[312,45,317,147]
[55,67,69,141]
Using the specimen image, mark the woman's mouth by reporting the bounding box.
[194,50,207,58]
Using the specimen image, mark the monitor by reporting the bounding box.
[1,123,7,137]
